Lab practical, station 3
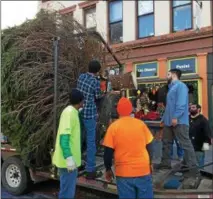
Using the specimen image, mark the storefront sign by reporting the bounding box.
[136,62,158,78]
[170,57,196,74]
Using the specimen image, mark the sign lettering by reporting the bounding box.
[136,62,158,78]
[170,58,196,74]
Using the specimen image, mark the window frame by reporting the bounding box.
[136,0,155,39]
[108,0,123,44]
[171,0,193,33]
[83,5,97,31]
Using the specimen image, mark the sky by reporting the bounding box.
[1,1,38,30]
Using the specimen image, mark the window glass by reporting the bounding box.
[138,14,154,38]
[110,22,123,43]
[109,1,123,23]
[173,5,192,31]
[173,0,191,7]
[138,0,153,16]
[85,7,96,29]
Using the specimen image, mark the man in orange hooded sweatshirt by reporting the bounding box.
[103,97,154,199]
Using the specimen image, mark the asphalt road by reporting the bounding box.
[1,144,213,199]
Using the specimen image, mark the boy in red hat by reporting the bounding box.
[103,97,154,199]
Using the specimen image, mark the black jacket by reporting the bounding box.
[189,114,212,152]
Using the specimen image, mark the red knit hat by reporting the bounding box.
[117,97,133,117]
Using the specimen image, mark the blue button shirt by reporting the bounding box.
[162,80,189,126]
[77,73,101,119]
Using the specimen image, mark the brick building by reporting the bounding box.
[39,0,213,128]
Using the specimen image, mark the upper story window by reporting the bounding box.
[137,0,154,38]
[84,7,96,31]
[109,0,123,44]
[172,0,192,32]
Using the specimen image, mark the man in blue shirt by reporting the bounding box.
[77,60,103,179]
[157,69,198,175]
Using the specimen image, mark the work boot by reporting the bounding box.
[85,171,103,180]
[154,163,172,170]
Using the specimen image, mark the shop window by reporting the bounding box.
[109,65,124,76]
[172,0,192,32]
[138,0,154,38]
[133,80,199,121]
[84,7,97,31]
[109,0,123,44]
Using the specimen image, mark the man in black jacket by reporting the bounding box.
[189,104,212,167]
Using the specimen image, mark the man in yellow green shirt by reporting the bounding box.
[52,89,84,199]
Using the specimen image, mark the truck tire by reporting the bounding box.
[1,156,31,195]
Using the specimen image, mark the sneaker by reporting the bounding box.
[85,171,103,180]
[154,163,172,170]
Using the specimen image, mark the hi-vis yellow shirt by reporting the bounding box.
[52,106,81,168]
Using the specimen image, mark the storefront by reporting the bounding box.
[105,26,212,120]
[130,55,207,121]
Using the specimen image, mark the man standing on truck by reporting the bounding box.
[52,89,84,199]
[103,97,154,199]
[157,69,199,176]
[189,104,212,167]
[77,60,103,179]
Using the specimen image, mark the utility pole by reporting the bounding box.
[53,37,60,141]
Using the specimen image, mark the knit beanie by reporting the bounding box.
[117,97,133,117]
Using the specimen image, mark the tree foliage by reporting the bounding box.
[1,10,105,166]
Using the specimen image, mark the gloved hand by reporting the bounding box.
[66,156,77,172]
[202,143,210,151]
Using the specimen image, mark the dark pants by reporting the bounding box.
[162,125,198,172]
[116,175,154,199]
[58,168,78,199]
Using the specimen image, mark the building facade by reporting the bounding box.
[39,0,213,123]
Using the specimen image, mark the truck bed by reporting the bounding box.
[2,143,213,198]
[75,154,213,198]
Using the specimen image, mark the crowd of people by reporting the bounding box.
[52,60,212,199]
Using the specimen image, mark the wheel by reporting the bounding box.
[1,156,31,195]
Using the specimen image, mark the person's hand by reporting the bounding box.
[172,118,178,127]
[66,156,77,172]
[160,121,164,128]
[105,169,114,182]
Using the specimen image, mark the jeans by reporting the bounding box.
[170,138,184,159]
[58,168,78,199]
[162,125,198,173]
[116,175,154,199]
[196,151,205,168]
[83,118,97,172]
